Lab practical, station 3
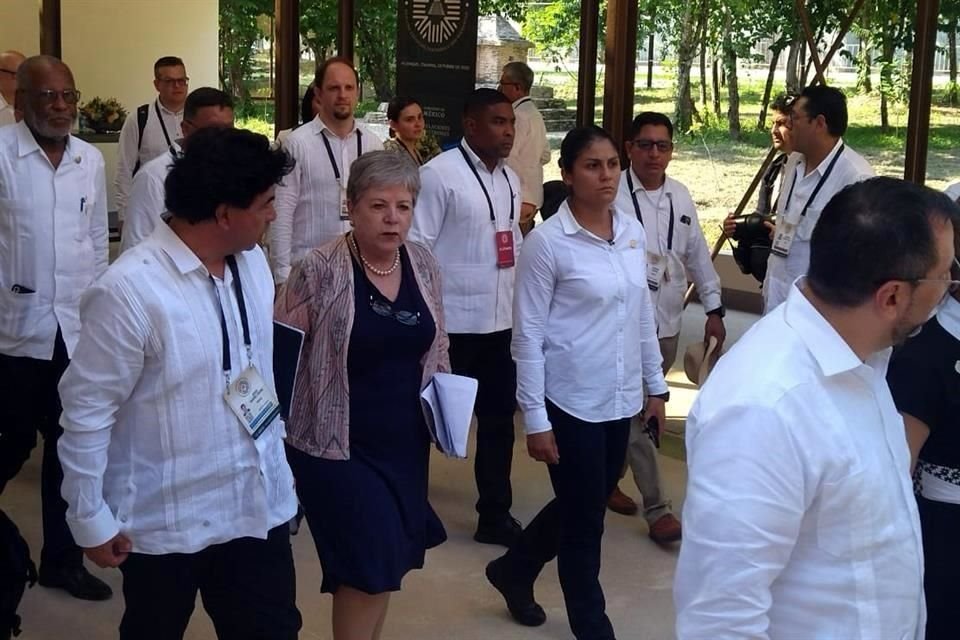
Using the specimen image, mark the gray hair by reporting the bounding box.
[502,61,534,93]
[347,150,421,205]
[15,55,70,93]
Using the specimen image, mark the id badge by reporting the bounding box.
[223,365,281,440]
[495,230,515,268]
[646,252,664,291]
[339,187,350,221]
[771,220,798,258]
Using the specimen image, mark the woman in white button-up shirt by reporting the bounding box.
[485,126,668,640]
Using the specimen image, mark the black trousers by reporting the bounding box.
[448,330,517,524]
[504,401,630,640]
[118,525,301,640]
[0,330,81,571]
[918,494,960,640]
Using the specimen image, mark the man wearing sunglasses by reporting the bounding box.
[0,50,26,127]
[610,111,724,545]
[115,56,188,225]
[0,55,111,601]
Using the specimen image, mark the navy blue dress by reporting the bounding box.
[289,247,447,594]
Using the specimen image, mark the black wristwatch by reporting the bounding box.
[706,305,726,318]
[649,391,670,402]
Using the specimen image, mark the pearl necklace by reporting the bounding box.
[351,235,400,276]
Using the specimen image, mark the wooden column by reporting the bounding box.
[338,0,355,60]
[602,0,639,154]
[904,0,940,184]
[40,0,61,58]
[576,0,600,127]
[274,0,300,134]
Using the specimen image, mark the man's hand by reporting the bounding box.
[642,397,667,435]
[722,213,737,238]
[527,431,559,464]
[704,314,726,350]
[520,202,538,224]
[84,533,133,568]
[764,221,776,241]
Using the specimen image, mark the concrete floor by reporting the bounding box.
[3,304,759,640]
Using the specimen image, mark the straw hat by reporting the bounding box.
[683,336,723,388]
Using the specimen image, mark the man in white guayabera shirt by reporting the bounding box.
[58,128,301,639]
[676,177,958,640]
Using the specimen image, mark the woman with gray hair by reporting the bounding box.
[275,150,449,639]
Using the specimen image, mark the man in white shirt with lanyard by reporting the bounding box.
[114,56,187,223]
[0,56,111,601]
[59,128,301,639]
[763,85,873,314]
[0,50,26,127]
[269,56,383,284]
[498,62,551,236]
[120,87,234,253]
[410,88,524,547]
[676,177,953,639]
[609,111,724,544]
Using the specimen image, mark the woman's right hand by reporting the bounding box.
[527,431,559,465]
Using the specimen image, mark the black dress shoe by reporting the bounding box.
[486,556,546,627]
[38,565,112,601]
[474,516,522,547]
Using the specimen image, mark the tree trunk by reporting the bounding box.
[696,0,709,107]
[722,9,740,140]
[673,0,699,133]
[879,32,894,132]
[699,44,708,108]
[798,40,807,86]
[757,46,781,130]
[949,19,958,106]
[785,38,801,93]
[647,33,655,89]
[856,37,873,93]
[711,56,721,117]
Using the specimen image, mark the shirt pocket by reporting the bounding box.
[0,286,45,341]
[796,207,821,241]
[0,197,33,290]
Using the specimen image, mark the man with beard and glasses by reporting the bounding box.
[0,55,111,601]
[675,177,957,640]
[269,56,383,285]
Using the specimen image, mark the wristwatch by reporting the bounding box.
[706,305,726,318]
[649,391,670,402]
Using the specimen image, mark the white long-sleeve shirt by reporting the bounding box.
[119,143,179,253]
[114,98,183,220]
[0,121,108,360]
[269,115,383,283]
[409,140,523,334]
[762,138,873,314]
[58,222,297,555]
[505,97,551,209]
[512,201,667,434]
[615,170,722,337]
[675,281,925,640]
[0,94,15,127]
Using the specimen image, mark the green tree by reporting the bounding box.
[219,0,272,102]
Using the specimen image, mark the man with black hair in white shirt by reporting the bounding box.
[58,127,301,639]
[609,111,724,544]
[0,55,111,601]
[120,86,234,252]
[762,85,874,314]
[114,56,187,222]
[676,177,955,639]
[269,56,383,284]
[409,88,524,548]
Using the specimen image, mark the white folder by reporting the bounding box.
[420,373,478,459]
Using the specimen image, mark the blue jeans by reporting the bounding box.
[505,400,630,640]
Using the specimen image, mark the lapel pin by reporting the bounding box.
[629,239,637,249]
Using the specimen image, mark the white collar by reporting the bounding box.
[314,114,358,138]
[936,296,960,342]
[14,120,82,164]
[0,93,11,111]
[557,199,630,241]
[156,98,184,117]
[801,137,844,178]
[154,220,208,276]
[459,138,505,173]
[627,167,670,196]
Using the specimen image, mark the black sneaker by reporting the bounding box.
[485,556,546,627]
[474,516,522,547]
[38,565,112,601]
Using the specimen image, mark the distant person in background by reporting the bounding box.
[498,62,551,236]
[120,87,234,252]
[275,82,320,148]
[0,50,26,126]
[114,56,188,223]
[383,96,441,166]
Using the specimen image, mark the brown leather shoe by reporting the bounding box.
[648,513,682,544]
[606,486,638,516]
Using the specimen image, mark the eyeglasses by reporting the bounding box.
[902,258,960,301]
[157,77,189,87]
[369,296,420,326]
[25,89,81,105]
[0,69,16,77]
[629,139,673,153]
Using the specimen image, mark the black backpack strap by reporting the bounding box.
[132,103,150,176]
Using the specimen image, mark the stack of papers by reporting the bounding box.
[420,373,479,459]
